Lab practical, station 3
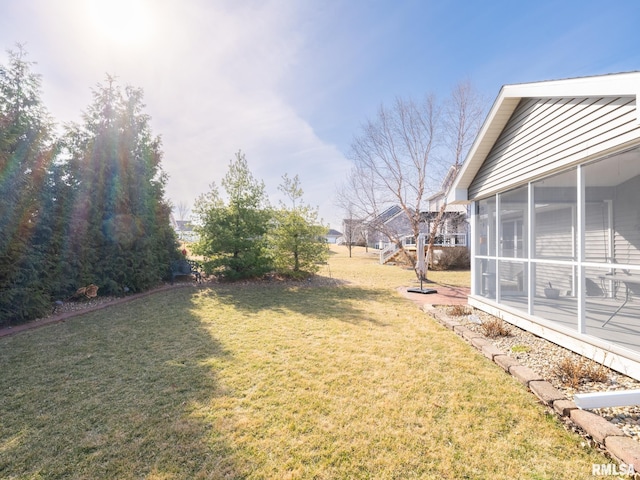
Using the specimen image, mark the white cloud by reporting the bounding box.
[0,0,350,228]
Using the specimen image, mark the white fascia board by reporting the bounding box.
[448,187,469,204]
[447,91,520,202]
[505,71,640,99]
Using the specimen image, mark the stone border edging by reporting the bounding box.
[424,304,640,469]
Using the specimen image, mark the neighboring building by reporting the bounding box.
[449,72,640,380]
[365,171,470,264]
[365,205,407,250]
[425,166,470,248]
[341,218,367,246]
[170,215,199,243]
[325,229,343,244]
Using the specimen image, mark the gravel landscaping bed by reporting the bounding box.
[442,306,640,442]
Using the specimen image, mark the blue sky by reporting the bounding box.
[1,0,639,228]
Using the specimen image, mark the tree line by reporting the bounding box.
[0,47,178,325]
[0,47,329,326]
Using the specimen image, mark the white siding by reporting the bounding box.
[469,96,640,199]
[613,175,640,266]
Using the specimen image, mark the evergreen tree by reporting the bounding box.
[268,174,328,277]
[0,46,56,324]
[193,151,272,280]
[62,76,177,295]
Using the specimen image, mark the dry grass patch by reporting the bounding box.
[446,304,472,317]
[554,356,610,389]
[0,245,608,479]
[480,317,512,338]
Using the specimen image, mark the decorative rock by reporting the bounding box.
[452,325,472,337]
[481,343,504,361]
[470,337,490,350]
[553,399,577,417]
[461,327,483,342]
[494,354,520,373]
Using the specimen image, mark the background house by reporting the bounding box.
[325,228,343,244]
[170,215,198,243]
[449,72,640,381]
[363,171,470,265]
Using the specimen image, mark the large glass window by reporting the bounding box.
[499,260,527,311]
[532,263,578,329]
[476,258,496,299]
[584,151,640,267]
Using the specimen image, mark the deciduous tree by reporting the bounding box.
[339,82,485,279]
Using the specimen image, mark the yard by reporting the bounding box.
[0,246,609,479]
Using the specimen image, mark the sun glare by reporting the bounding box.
[87,0,152,46]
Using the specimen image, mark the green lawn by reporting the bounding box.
[0,246,607,479]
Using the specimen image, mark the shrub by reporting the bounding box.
[553,356,609,389]
[431,247,470,270]
[480,318,511,338]
[447,305,472,317]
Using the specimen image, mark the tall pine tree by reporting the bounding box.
[62,76,177,295]
[0,46,56,324]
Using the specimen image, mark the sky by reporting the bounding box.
[1,0,640,229]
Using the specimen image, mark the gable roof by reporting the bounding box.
[371,205,403,225]
[449,71,640,204]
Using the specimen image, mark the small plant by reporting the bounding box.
[553,356,609,388]
[447,305,472,317]
[511,345,531,354]
[480,318,511,338]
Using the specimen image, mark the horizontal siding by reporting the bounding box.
[613,175,640,266]
[585,203,610,263]
[469,96,640,199]
[535,207,573,259]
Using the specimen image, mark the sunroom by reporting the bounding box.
[449,72,640,381]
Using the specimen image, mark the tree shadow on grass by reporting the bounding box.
[0,288,254,479]
[198,278,394,326]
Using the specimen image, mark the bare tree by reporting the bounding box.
[175,200,191,221]
[335,186,367,257]
[425,82,486,267]
[339,82,486,280]
[340,95,439,276]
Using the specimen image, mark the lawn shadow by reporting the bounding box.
[198,278,394,326]
[0,288,253,479]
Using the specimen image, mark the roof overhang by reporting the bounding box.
[448,72,640,204]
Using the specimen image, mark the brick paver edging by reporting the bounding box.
[423,304,640,469]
